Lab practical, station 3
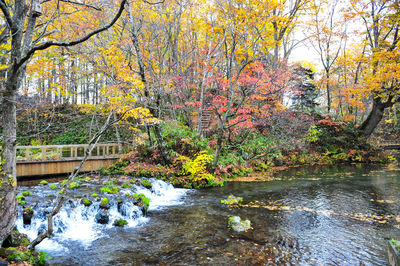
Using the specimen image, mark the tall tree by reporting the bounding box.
[352,0,400,137]
[308,0,347,114]
[0,0,127,245]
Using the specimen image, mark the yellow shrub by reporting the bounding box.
[179,151,215,182]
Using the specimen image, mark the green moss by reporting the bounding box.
[92,193,99,197]
[141,179,152,189]
[49,184,57,189]
[221,195,243,205]
[21,191,31,197]
[60,179,68,186]
[132,193,151,211]
[83,177,91,182]
[100,181,119,194]
[101,197,109,207]
[16,195,26,205]
[121,183,132,188]
[23,207,33,213]
[69,182,79,189]
[113,219,128,226]
[81,198,92,207]
[39,180,48,185]
[6,247,31,262]
[16,195,25,201]
[391,239,400,252]
[4,247,51,265]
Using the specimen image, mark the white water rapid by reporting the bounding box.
[16,178,189,253]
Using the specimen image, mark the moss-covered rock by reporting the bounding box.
[130,193,151,215]
[39,180,48,185]
[100,197,110,209]
[22,208,34,225]
[69,181,80,189]
[2,246,49,265]
[113,219,128,227]
[2,229,30,248]
[221,195,243,205]
[21,191,31,197]
[228,216,252,233]
[141,179,152,189]
[81,198,92,207]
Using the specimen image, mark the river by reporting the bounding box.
[17,164,400,265]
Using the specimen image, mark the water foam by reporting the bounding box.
[16,178,188,252]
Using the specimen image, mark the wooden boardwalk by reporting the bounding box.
[16,144,123,178]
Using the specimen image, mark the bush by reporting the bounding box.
[161,122,211,157]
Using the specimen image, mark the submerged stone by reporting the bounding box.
[228,216,252,233]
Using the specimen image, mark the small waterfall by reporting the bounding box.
[16,178,189,252]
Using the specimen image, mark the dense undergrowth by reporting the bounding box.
[13,103,395,189]
[102,116,394,188]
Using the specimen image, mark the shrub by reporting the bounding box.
[176,151,215,183]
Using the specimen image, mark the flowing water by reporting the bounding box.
[16,164,400,265]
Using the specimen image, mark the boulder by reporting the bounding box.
[100,197,110,210]
[117,200,123,213]
[95,209,109,224]
[113,219,128,227]
[80,198,92,207]
[2,229,30,248]
[22,208,34,225]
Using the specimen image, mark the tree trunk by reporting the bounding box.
[359,98,392,137]
[0,86,18,245]
[211,128,224,171]
[326,72,331,114]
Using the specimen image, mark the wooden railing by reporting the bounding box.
[377,141,400,150]
[16,143,123,162]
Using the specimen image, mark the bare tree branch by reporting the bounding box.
[0,1,13,30]
[142,0,164,4]
[28,110,116,250]
[17,0,127,70]
[60,0,102,11]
